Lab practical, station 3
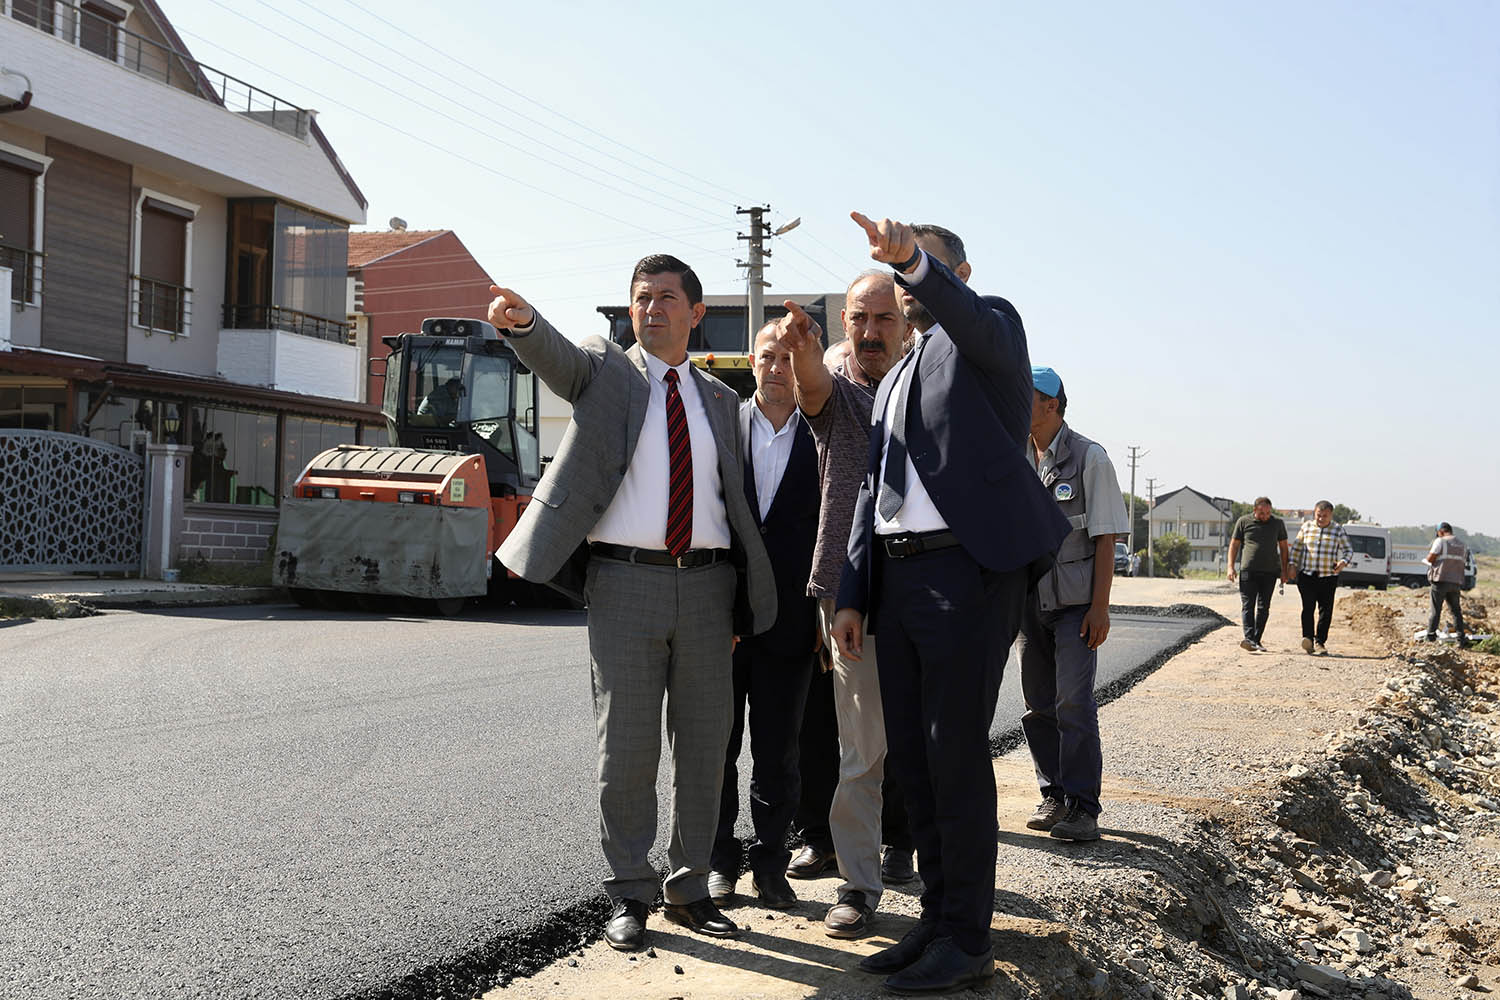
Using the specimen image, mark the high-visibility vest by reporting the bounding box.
[1429,535,1467,585]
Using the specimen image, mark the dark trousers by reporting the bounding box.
[1238,570,1279,643]
[792,652,913,856]
[1016,597,1102,818]
[711,639,816,877]
[1427,581,1467,639]
[792,663,839,853]
[1295,572,1339,643]
[875,545,1026,956]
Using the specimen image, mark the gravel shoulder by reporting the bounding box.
[491,577,1500,1000]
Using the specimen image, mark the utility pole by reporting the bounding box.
[1146,477,1158,577]
[737,206,800,351]
[1126,445,1146,552]
[737,205,771,350]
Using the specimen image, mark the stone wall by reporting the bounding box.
[178,504,277,565]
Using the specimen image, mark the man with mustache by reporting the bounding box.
[781,271,916,939]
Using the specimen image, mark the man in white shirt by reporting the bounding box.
[709,322,822,911]
[486,257,775,953]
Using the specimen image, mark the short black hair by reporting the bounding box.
[1038,379,1068,418]
[1254,496,1272,507]
[631,254,702,305]
[1315,500,1333,513]
[911,224,966,267]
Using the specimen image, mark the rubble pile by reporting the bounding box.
[1016,612,1498,999]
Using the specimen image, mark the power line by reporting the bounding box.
[175,28,734,260]
[195,0,724,228]
[342,0,753,207]
[286,0,742,215]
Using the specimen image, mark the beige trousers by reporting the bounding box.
[818,598,886,906]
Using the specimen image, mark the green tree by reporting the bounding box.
[1153,532,1192,578]
[1331,503,1362,524]
[1229,500,1255,523]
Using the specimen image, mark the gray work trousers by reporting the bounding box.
[585,557,737,906]
[1016,596,1103,818]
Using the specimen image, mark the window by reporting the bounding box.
[281,416,356,497]
[78,1,126,59]
[1350,534,1387,559]
[186,405,277,505]
[1187,522,1205,540]
[0,146,47,305]
[9,0,54,32]
[0,383,66,430]
[133,191,196,335]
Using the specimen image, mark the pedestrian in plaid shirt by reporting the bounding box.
[1289,500,1353,656]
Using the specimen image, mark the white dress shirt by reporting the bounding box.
[748,402,799,520]
[589,352,732,550]
[874,328,949,536]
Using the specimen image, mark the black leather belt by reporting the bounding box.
[878,530,961,559]
[590,542,729,569]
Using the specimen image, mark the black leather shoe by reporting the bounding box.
[662,897,739,938]
[883,936,994,995]
[786,844,838,879]
[751,868,797,910]
[603,898,647,952]
[880,846,917,885]
[858,920,938,974]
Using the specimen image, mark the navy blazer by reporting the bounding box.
[836,254,1071,630]
[740,400,821,657]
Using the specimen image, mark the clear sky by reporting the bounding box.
[165,0,1500,534]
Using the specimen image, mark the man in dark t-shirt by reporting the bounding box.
[1227,496,1291,651]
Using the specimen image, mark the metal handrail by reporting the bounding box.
[8,0,312,139]
[221,303,351,344]
[0,242,44,303]
[131,274,192,335]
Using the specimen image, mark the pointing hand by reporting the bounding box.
[851,212,919,271]
[487,285,535,331]
[779,300,823,357]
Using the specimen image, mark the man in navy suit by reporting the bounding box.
[708,322,822,911]
[832,214,1070,994]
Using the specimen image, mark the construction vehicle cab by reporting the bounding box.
[274,318,541,614]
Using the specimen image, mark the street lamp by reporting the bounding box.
[772,217,801,236]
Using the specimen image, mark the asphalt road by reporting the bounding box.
[0,602,1216,1000]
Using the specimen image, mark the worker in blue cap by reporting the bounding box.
[1014,365,1129,842]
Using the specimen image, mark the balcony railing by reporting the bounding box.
[222,304,351,344]
[6,0,312,139]
[0,243,44,304]
[132,275,192,336]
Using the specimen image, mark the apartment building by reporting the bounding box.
[0,0,381,562]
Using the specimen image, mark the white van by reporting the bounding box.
[1340,523,1390,589]
[1393,540,1479,591]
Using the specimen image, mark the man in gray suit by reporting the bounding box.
[485,256,776,952]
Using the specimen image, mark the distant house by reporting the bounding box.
[1150,486,1233,568]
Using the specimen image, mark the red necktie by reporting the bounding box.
[663,368,693,556]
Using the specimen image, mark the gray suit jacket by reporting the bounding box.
[496,312,776,635]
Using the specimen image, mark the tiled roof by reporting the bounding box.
[348,230,448,268]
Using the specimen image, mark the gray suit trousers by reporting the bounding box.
[586,556,737,905]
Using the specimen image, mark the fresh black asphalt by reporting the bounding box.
[0,601,1220,999]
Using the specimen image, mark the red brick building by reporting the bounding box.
[348,230,494,404]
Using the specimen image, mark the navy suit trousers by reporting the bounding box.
[712,638,816,877]
[875,544,1027,956]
